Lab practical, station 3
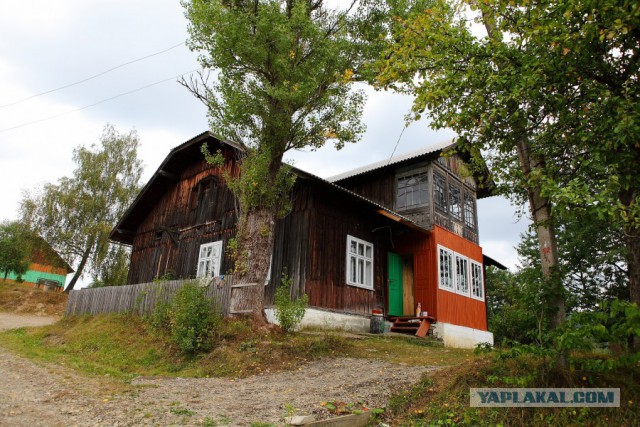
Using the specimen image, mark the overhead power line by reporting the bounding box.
[0,70,199,134]
[0,42,186,108]
[386,123,408,165]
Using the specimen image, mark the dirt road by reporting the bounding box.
[0,314,434,426]
[0,313,59,330]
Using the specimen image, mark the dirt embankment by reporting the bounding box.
[0,283,67,316]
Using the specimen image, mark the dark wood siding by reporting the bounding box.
[336,169,395,209]
[128,148,239,284]
[265,180,400,315]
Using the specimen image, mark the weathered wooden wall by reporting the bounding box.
[65,278,232,317]
[335,168,396,209]
[301,182,397,315]
[128,147,239,284]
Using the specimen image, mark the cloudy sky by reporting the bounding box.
[0,1,529,285]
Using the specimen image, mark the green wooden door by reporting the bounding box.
[388,252,403,316]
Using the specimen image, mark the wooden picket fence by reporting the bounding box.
[65,276,260,318]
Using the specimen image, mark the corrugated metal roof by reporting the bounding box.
[327,139,456,182]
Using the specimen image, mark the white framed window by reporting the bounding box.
[346,235,374,290]
[438,244,484,301]
[196,240,223,278]
[455,254,469,296]
[471,261,484,300]
[438,245,454,290]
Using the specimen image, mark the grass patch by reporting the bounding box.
[385,352,640,426]
[346,334,473,367]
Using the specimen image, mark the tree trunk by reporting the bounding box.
[619,189,640,350]
[65,241,93,293]
[515,139,565,329]
[234,206,275,324]
[480,10,564,329]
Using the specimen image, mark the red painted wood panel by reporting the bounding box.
[432,225,488,330]
[28,263,69,276]
[394,233,438,319]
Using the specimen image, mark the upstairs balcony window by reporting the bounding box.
[449,183,462,220]
[434,171,447,213]
[396,171,428,211]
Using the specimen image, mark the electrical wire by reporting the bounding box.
[386,123,408,165]
[0,42,186,108]
[0,70,199,134]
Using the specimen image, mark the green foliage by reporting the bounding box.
[274,272,308,333]
[20,124,143,291]
[554,300,640,369]
[376,0,640,315]
[388,352,640,427]
[486,266,548,346]
[0,221,31,281]
[150,282,222,355]
[88,243,130,288]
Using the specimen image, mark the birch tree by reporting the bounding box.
[21,124,142,292]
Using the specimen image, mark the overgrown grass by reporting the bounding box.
[385,351,640,426]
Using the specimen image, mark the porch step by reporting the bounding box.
[389,316,435,337]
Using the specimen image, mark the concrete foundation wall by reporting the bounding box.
[432,322,494,348]
[264,307,371,332]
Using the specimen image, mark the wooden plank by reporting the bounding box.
[415,319,431,337]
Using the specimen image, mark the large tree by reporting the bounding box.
[0,221,31,282]
[21,124,143,292]
[374,0,640,331]
[182,0,367,320]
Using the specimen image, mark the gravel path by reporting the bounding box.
[0,312,59,330]
[0,315,436,426]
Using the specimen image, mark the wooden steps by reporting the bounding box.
[389,316,435,337]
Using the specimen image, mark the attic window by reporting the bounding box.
[190,177,218,211]
[396,171,428,210]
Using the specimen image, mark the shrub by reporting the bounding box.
[274,273,308,333]
[150,281,221,354]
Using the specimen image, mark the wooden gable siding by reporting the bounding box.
[336,169,395,210]
[431,225,487,330]
[128,149,239,284]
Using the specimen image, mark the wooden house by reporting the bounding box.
[110,132,499,347]
[1,235,73,292]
